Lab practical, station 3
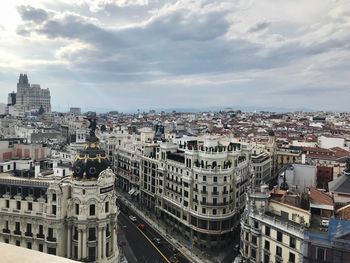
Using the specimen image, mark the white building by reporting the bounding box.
[281,164,317,192]
[240,186,310,263]
[14,74,51,115]
[0,136,119,262]
[115,134,252,250]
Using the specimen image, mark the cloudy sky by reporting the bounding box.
[0,0,349,112]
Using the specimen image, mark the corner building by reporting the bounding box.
[0,137,119,262]
[116,135,252,250]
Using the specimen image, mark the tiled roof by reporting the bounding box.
[309,187,334,206]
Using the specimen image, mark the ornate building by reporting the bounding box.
[14,73,51,115]
[115,133,252,250]
[0,122,119,262]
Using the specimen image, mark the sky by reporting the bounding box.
[0,0,349,112]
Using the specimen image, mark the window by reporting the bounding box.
[254,221,259,229]
[277,231,283,242]
[89,228,96,241]
[213,209,217,215]
[27,242,32,249]
[264,253,269,263]
[245,232,249,241]
[276,246,282,257]
[39,225,43,234]
[6,200,9,208]
[48,247,56,255]
[16,240,20,246]
[15,222,20,231]
[202,208,206,214]
[52,193,56,202]
[264,240,270,250]
[251,248,256,259]
[252,235,257,245]
[5,239,9,243]
[203,176,206,181]
[265,226,270,236]
[290,236,296,248]
[52,205,56,215]
[184,191,189,197]
[16,201,21,210]
[105,202,109,213]
[316,248,325,261]
[224,176,227,182]
[26,224,32,234]
[289,252,295,263]
[28,202,32,211]
[39,244,43,252]
[213,177,217,182]
[75,204,79,215]
[90,204,95,216]
[48,228,54,240]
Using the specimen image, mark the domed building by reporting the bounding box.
[0,121,120,263]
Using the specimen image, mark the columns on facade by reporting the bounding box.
[77,230,82,259]
[102,227,106,258]
[98,227,103,260]
[67,226,71,258]
[82,229,87,258]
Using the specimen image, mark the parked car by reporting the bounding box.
[137,223,145,230]
[129,215,137,222]
[321,219,329,227]
[153,238,162,245]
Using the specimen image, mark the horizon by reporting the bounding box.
[0,1,349,112]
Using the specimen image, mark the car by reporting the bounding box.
[129,215,137,222]
[137,223,145,230]
[153,238,162,245]
[321,219,329,227]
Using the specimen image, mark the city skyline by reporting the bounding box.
[0,0,349,112]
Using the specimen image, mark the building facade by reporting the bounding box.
[14,74,51,115]
[0,135,119,262]
[240,186,310,263]
[115,134,252,250]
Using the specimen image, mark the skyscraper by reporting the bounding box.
[14,73,51,115]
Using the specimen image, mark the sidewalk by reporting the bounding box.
[117,191,235,263]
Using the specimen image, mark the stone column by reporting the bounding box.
[67,226,71,258]
[82,230,87,258]
[77,230,82,259]
[102,227,106,258]
[98,227,102,260]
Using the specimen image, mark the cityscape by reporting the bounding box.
[0,1,350,263]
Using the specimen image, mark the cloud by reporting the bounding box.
[17,5,49,23]
[249,21,270,33]
[0,0,348,112]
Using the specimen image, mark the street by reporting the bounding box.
[118,209,191,263]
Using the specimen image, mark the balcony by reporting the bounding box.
[25,232,33,237]
[212,191,219,196]
[106,231,111,237]
[47,236,57,242]
[193,188,198,192]
[2,229,10,234]
[223,190,228,195]
[14,230,22,235]
[201,190,208,195]
[275,254,283,262]
[37,233,45,239]
[88,236,96,242]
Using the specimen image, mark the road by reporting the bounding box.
[118,209,191,263]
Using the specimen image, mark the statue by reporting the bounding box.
[85,117,97,138]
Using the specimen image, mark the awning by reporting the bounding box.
[128,188,136,195]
